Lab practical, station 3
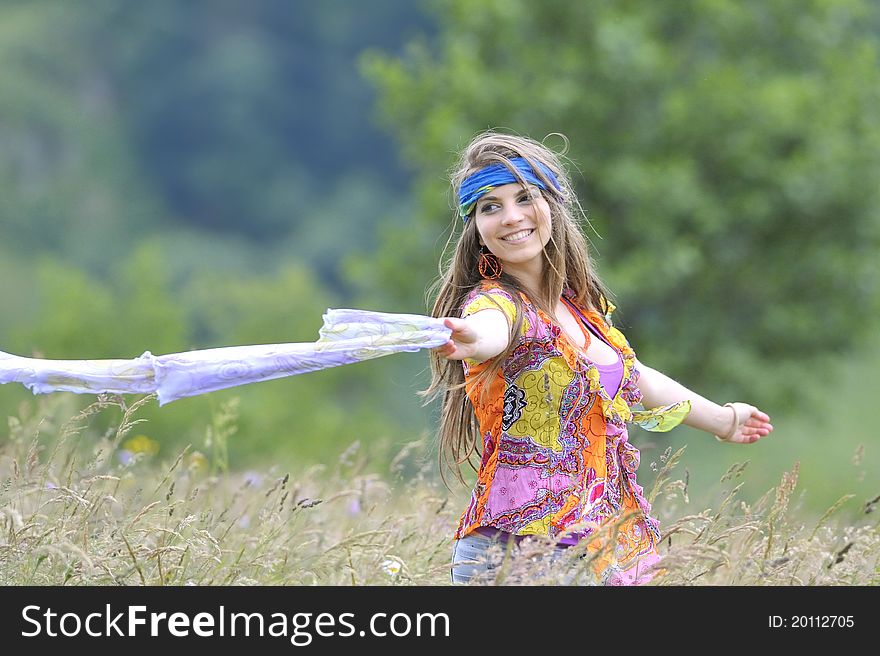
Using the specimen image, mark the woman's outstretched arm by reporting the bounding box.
[635,358,773,444]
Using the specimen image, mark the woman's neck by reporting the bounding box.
[503,260,544,300]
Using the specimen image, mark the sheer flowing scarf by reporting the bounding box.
[0,309,451,406]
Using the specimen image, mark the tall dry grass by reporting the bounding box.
[0,394,877,585]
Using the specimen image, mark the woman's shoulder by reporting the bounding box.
[460,280,519,319]
[462,279,520,305]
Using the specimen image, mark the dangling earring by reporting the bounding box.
[478,246,502,279]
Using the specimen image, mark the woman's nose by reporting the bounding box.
[500,203,525,225]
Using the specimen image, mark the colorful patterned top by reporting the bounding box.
[453,280,691,585]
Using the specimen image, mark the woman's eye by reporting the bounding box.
[479,203,499,213]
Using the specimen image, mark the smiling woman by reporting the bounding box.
[473,182,552,286]
[422,130,773,586]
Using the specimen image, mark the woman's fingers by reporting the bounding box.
[432,338,454,356]
[443,317,463,332]
[720,403,774,444]
[744,418,773,431]
[435,317,482,361]
[436,339,460,355]
[435,318,479,360]
[745,406,773,433]
[442,317,475,342]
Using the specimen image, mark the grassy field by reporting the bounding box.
[1,393,877,586]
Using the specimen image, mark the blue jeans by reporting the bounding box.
[450,531,599,585]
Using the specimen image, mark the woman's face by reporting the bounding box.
[473,183,552,278]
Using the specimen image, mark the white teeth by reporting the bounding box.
[502,229,534,242]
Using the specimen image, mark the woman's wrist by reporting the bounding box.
[714,403,738,442]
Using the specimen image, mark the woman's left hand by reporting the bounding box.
[715,403,774,444]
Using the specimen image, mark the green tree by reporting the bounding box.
[363,0,880,404]
[0,1,160,271]
[90,0,428,241]
[0,0,432,282]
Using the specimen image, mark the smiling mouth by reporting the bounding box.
[501,229,534,243]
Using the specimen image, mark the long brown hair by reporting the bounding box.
[422,129,614,487]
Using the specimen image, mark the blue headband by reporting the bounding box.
[458,157,562,220]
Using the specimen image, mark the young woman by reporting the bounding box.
[424,130,773,585]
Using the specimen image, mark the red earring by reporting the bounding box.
[478,247,503,279]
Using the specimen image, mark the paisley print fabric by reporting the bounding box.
[454,281,691,585]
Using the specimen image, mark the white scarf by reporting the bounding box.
[0,309,451,405]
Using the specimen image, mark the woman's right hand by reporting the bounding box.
[434,311,510,363]
[434,317,482,361]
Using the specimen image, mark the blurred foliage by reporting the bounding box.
[0,1,161,272]
[0,241,428,467]
[0,0,428,270]
[363,0,880,407]
[0,0,878,517]
[92,0,426,240]
[0,0,433,465]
